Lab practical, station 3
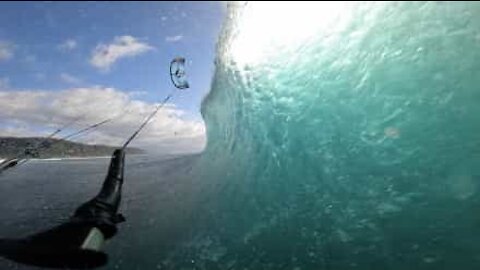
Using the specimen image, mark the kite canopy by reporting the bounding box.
[170,57,189,89]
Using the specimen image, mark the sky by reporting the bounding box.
[0,1,225,154]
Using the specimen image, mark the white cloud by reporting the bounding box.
[60,73,82,84]
[165,35,184,43]
[90,36,153,72]
[0,41,13,61]
[58,39,77,51]
[0,87,205,154]
[0,126,39,138]
[128,91,148,97]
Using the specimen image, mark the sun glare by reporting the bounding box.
[227,1,356,66]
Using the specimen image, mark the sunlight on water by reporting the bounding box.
[227,2,356,67]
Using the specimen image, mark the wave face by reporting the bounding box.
[174,2,480,269]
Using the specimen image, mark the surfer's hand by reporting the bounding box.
[0,149,126,269]
[71,149,126,239]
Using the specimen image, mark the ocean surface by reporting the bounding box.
[2,2,480,269]
[0,155,203,270]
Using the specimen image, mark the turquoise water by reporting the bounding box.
[169,2,480,269]
[2,2,479,270]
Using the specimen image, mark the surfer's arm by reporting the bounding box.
[0,149,126,269]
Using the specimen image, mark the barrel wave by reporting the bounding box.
[169,2,480,269]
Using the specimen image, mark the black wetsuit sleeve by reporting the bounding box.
[0,149,126,269]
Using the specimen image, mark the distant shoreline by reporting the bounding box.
[31,154,148,161]
[1,154,148,163]
[0,137,145,160]
[30,156,111,161]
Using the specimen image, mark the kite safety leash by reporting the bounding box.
[121,57,189,149]
[121,92,173,149]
